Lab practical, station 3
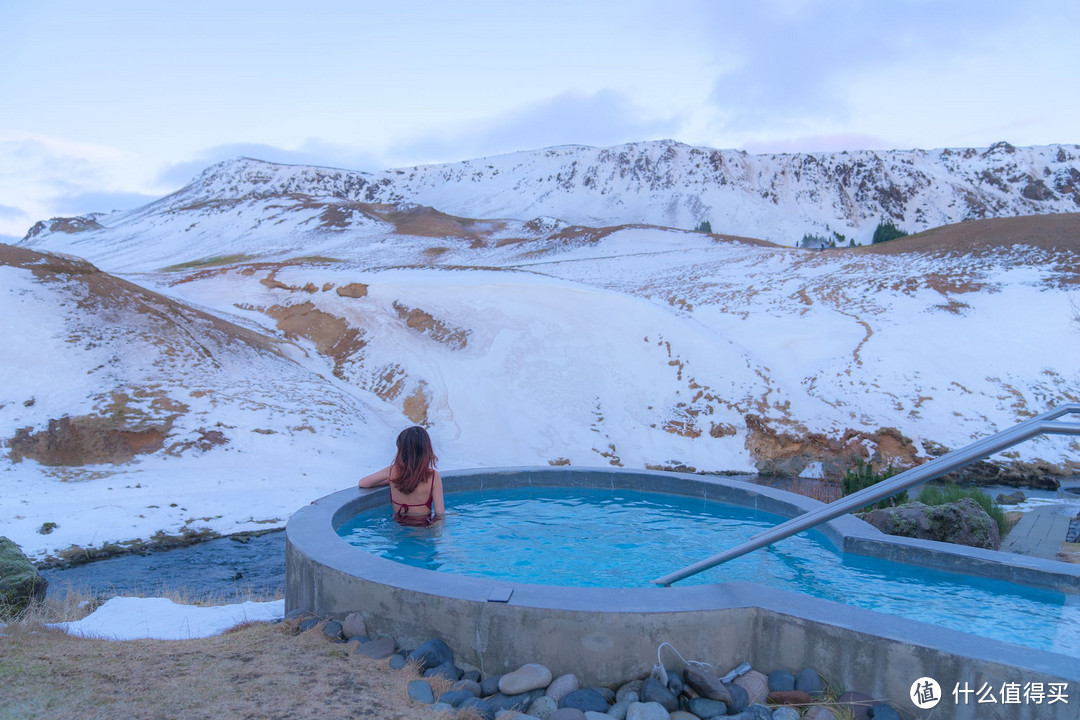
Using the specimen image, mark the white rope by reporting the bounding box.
[656,641,712,675]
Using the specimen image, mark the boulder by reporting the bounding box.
[0,537,47,614]
[683,669,732,705]
[500,663,553,694]
[859,498,1000,549]
[767,670,796,693]
[407,638,454,671]
[559,688,609,713]
[341,611,366,639]
[996,490,1026,505]
[547,673,579,703]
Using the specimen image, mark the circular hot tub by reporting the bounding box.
[286,467,1080,715]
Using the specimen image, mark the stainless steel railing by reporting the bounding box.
[652,403,1080,586]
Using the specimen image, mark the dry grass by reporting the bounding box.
[0,590,444,720]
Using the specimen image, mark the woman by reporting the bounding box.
[358,426,444,524]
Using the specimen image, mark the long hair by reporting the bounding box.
[391,426,438,494]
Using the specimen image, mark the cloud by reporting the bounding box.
[389,89,683,165]
[52,190,161,216]
[0,203,26,220]
[700,1,1029,134]
[156,141,385,188]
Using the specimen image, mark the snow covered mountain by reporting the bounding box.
[24,140,1079,265]
[5,139,1080,562]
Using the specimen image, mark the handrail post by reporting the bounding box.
[652,404,1080,586]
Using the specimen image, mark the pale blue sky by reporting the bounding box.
[1,0,1077,238]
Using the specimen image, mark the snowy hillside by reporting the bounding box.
[23,140,1079,263]
[5,140,1080,563]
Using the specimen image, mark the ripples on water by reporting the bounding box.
[338,486,1078,657]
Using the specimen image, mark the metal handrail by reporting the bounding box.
[653,403,1080,586]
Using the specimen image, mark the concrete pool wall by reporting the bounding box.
[285,467,1080,720]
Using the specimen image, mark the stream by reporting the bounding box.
[41,531,286,600]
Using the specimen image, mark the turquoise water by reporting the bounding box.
[337,486,1080,657]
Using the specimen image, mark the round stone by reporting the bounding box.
[451,679,482,697]
[669,712,701,720]
[733,671,768,706]
[423,661,462,681]
[548,673,580,703]
[768,670,796,692]
[726,682,749,713]
[585,712,612,720]
[459,697,496,720]
[549,709,588,720]
[773,708,801,720]
[616,680,643,704]
[500,664,554,695]
[438,689,475,707]
[488,690,545,713]
[607,699,633,720]
[527,695,559,720]
[480,674,504,697]
[407,679,434,704]
[341,611,366,639]
[742,705,774,720]
[353,636,395,659]
[641,679,678,711]
[803,706,838,720]
[625,701,671,720]
[560,688,610,713]
[407,638,454,670]
[389,653,408,670]
[686,697,727,719]
[795,668,824,697]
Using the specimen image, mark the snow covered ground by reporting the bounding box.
[4,145,1079,564]
[49,597,285,640]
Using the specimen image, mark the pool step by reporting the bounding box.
[1001,508,1070,560]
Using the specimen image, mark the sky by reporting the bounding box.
[1,0,1078,240]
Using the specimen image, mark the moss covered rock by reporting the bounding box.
[0,536,47,615]
[859,498,1000,550]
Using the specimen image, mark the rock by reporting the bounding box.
[320,620,343,642]
[284,608,311,621]
[488,690,545,713]
[408,679,434,704]
[837,692,875,720]
[480,674,504,697]
[669,713,701,720]
[769,690,812,705]
[549,709,588,720]
[640,679,678,712]
[767,670,795,692]
[439,689,475,707]
[804,706,838,720]
[585,712,613,720]
[859,498,1000,549]
[423,661,462,681]
[389,652,408,670]
[500,664,554,695]
[431,702,454,713]
[997,490,1026,505]
[528,695,559,720]
[666,675,683,697]
[452,679,482,697]
[795,668,824,697]
[560,688,610,713]
[341,611,367,639]
[353,636,396,659]
[0,537,47,614]
[626,702,671,720]
[298,617,322,633]
[459,697,496,720]
[735,706,773,720]
[772,708,800,720]
[683,669,733,705]
[867,705,901,720]
[725,683,749,713]
[463,670,482,683]
[408,638,454,670]
[510,715,541,720]
[607,699,633,720]
[616,680,643,704]
[595,688,616,704]
[733,670,768,706]
[686,698,727,719]
[548,674,580,703]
